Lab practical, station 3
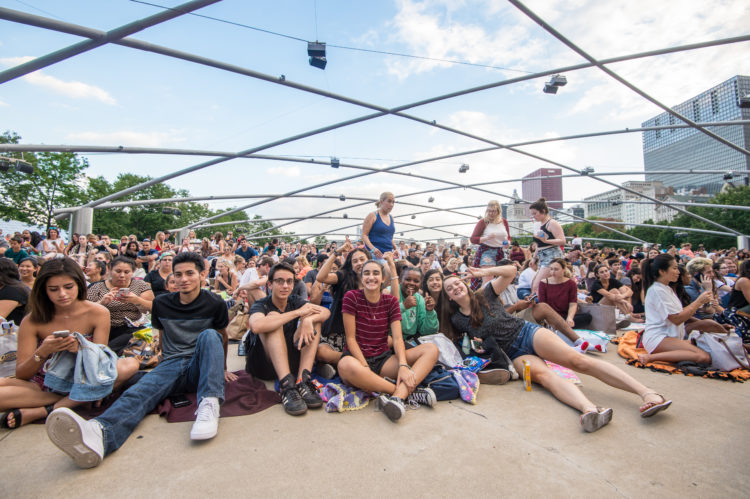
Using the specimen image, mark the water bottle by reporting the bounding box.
[461,333,471,356]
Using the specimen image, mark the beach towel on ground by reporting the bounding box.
[320,382,372,413]
[615,330,750,382]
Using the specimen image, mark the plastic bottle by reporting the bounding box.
[523,360,531,391]
[462,333,471,356]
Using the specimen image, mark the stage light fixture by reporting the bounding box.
[15,160,33,174]
[411,215,416,219]
[428,196,434,203]
[0,156,34,174]
[0,158,10,172]
[723,172,734,180]
[458,163,469,173]
[339,194,346,201]
[343,213,348,219]
[581,167,595,175]
[543,74,567,94]
[308,41,327,70]
[330,157,340,168]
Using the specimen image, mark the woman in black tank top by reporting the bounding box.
[528,198,566,294]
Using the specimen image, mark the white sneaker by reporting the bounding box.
[190,397,220,440]
[46,407,104,469]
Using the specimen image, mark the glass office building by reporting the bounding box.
[642,75,750,194]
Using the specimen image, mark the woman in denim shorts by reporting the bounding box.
[443,264,673,433]
[528,198,566,294]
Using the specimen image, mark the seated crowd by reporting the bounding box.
[0,196,748,471]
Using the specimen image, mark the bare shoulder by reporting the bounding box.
[83,300,110,317]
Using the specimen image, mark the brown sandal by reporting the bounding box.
[640,392,672,418]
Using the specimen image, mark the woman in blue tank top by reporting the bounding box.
[362,192,396,260]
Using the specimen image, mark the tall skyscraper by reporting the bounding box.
[641,75,750,194]
[522,168,562,210]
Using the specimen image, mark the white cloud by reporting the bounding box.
[65,130,185,147]
[267,166,302,177]
[0,56,116,105]
[0,99,7,107]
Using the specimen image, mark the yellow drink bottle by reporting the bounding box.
[523,360,531,391]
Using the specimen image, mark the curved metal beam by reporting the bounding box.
[0,1,220,85]
[509,0,750,158]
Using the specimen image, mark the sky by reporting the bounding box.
[1,0,749,243]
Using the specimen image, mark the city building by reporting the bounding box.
[522,168,562,210]
[641,75,750,194]
[503,189,532,238]
[584,181,670,227]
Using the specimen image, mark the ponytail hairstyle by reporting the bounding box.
[529,197,549,215]
[375,191,394,209]
[641,254,675,295]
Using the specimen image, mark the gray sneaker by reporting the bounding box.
[478,368,512,385]
[377,394,405,422]
[406,387,437,407]
[316,363,336,379]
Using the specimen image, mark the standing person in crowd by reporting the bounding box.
[509,240,526,266]
[361,192,397,262]
[39,227,65,260]
[87,256,154,355]
[144,251,174,297]
[444,264,672,432]
[1,258,139,430]
[337,259,439,422]
[529,198,566,295]
[0,258,30,325]
[247,263,330,416]
[538,258,592,329]
[638,254,721,365]
[17,256,38,289]
[470,200,511,287]
[46,252,236,467]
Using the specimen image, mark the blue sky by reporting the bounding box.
[1,0,748,241]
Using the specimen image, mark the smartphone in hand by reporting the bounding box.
[52,330,71,338]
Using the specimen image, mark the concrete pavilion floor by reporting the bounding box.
[1,340,749,499]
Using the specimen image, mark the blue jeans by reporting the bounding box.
[95,329,225,456]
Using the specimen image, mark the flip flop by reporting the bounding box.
[640,392,672,418]
[0,409,23,430]
[580,407,613,432]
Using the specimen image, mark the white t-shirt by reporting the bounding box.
[518,268,536,290]
[239,267,259,288]
[716,277,734,300]
[643,282,685,353]
[571,237,582,247]
[482,222,508,248]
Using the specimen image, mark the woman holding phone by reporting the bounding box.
[0,258,138,429]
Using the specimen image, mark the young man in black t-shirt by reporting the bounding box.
[248,263,329,416]
[46,252,235,469]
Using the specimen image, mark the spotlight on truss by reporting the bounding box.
[428,196,434,203]
[330,157,340,168]
[458,163,469,173]
[342,213,348,219]
[543,74,567,94]
[308,41,327,69]
[581,166,595,175]
[675,232,688,238]
[162,207,182,217]
[339,194,346,201]
[723,172,734,180]
[0,156,34,174]
[411,215,416,219]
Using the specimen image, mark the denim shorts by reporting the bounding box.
[505,321,541,360]
[537,246,563,267]
[479,247,502,266]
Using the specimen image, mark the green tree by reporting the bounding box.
[1,131,88,230]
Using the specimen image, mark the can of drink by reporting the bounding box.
[523,360,531,391]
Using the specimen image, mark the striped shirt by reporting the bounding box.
[341,289,401,358]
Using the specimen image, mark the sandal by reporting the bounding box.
[639,392,672,418]
[580,407,613,433]
[0,404,55,430]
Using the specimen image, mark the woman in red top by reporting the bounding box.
[539,259,592,329]
[470,200,511,288]
[337,259,438,422]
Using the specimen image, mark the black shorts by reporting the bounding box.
[245,329,301,381]
[341,349,394,375]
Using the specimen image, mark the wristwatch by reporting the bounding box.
[33,352,43,362]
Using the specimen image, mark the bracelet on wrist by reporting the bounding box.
[398,363,412,370]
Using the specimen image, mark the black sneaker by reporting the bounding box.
[406,387,437,408]
[279,374,307,416]
[296,370,323,409]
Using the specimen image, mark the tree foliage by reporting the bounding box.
[1,131,88,230]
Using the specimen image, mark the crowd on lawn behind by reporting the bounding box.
[1,192,749,470]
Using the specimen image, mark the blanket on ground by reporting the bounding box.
[44,370,279,423]
[614,330,750,382]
